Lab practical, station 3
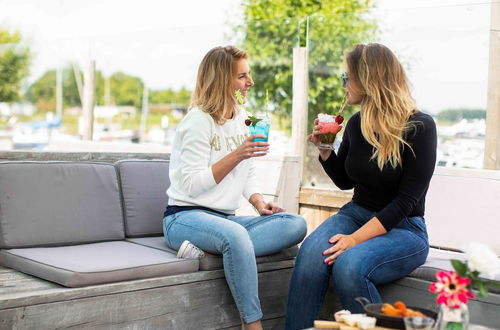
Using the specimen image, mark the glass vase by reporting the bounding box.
[435,304,469,330]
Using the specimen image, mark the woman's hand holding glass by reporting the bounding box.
[234,135,269,160]
[308,118,342,160]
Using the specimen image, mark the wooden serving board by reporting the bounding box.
[313,320,395,330]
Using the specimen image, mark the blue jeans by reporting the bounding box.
[285,202,429,330]
[163,210,307,323]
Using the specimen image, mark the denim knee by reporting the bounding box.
[295,235,329,271]
[220,224,254,253]
[281,213,307,241]
[332,255,366,286]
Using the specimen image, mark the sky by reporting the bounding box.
[0,0,493,113]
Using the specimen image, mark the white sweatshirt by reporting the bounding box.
[167,107,260,214]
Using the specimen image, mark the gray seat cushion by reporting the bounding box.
[115,160,169,237]
[0,162,124,248]
[0,241,199,287]
[409,248,500,294]
[127,237,299,271]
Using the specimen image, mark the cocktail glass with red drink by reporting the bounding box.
[317,113,342,150]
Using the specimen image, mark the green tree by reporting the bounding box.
[150,87,191,106]
[26,68,145,111]
[106,72,144,109]
[0,29,31,102]
[25,67,86,112]
[237,0,377,128]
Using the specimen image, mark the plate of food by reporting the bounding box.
[355,297,437,329]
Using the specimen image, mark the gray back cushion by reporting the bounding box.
[116,160,169,237]
[0,162,125,248]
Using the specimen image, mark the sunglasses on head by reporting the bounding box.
[341,72,348,87]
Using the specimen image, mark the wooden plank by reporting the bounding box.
[320,206,335,220]
[300,205,325,236]
[0,268,293,330]
[313,320,393,330]
[299,205,340,235]
[300,188,352,208]
[484,0,500,170]
[0,260,294,310]
[0,151,170,163]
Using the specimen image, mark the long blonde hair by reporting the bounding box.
[346,43,418,169]
[191,46,248,125]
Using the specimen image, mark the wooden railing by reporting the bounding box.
[299,187,352,235]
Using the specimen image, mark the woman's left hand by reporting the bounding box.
[323,234,358,265]
[256,201,285,215]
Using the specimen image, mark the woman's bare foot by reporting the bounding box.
[242,320,263,330]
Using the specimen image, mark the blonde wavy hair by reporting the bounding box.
[346,43,418,169]
[191,46,248,125]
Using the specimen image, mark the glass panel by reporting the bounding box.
[374,3,490,170]
[304,3,491,188]
[236,16,300,155]
[0,9,299,154]
[2,20,235,152]
[1,2,300,153]
[305,11,376,188]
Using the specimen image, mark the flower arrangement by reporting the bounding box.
[429,243,500,329]
[429,271,474,308]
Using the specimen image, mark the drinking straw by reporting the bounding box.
[265,89,269,117]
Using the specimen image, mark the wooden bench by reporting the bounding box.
[0,151,301,330]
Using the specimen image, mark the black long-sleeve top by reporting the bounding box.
[320,111,437,231]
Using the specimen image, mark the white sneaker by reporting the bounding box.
[177,240,205,259]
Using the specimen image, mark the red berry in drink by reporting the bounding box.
[335,115,344,124]
[244,119,251,126]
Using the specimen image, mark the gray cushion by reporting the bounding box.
[0,241,199,287]
[116,160,169,237]
[127,237,299,271]
[0,162,124,248]
[409,248,500,294]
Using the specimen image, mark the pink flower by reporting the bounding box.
[429,271,474,308]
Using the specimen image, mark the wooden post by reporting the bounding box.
[82,60,96,140]
[484,1,500,169]
[56,67,63,119]
[72,63,83,106]
[275,155,301,214]
[139,84,149,142]
[104,76,111,106]
[291,47,308,180]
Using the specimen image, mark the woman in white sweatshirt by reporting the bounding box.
[163,46,307,330]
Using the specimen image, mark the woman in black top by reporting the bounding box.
[285,43,437,329]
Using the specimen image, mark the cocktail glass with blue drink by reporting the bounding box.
[249,116,270,142]
[248,116,270,153]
